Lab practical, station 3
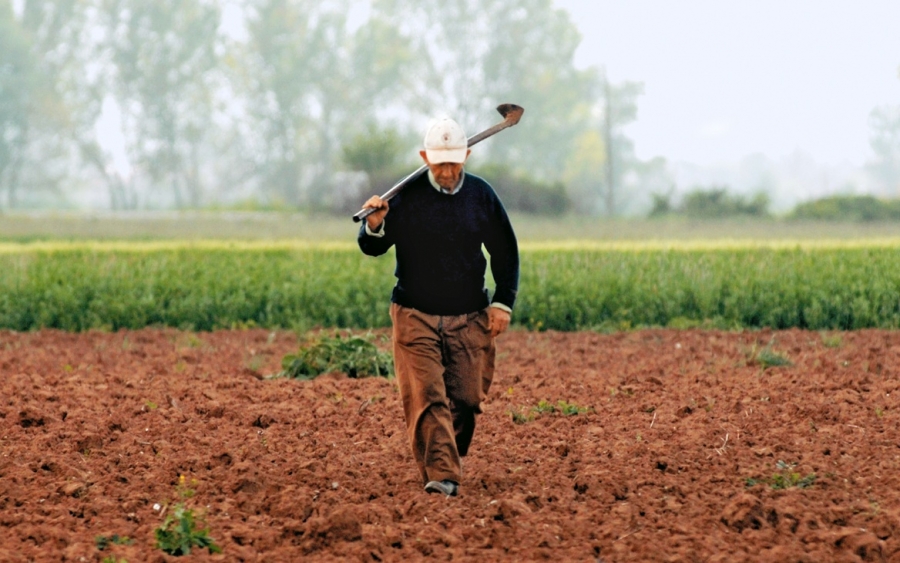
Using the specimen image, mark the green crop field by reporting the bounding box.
[2,238,900,332]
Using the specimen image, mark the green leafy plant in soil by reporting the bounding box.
[275,330,393,379]
[154,475,221,556]
[511,399,591,424]
[753,348,792,368]
[745,460,816,490]
[746,340,792,368]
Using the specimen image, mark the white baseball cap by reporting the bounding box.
[423,117,468,164]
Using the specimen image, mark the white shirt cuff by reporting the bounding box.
[365,221,386,237]
[490,302,512,314]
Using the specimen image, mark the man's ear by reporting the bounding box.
[419,150,429,164]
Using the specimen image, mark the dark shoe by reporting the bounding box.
[424,480,458,496]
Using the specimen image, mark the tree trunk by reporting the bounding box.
[187,142,201,208]
[6,124,28,209]
[603,80,615,217]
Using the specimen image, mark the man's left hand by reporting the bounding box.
[488,307,511,338]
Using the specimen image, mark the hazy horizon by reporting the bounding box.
[4,1,899,213]
[554,0,900,168]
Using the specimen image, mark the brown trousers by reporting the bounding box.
[390,303,496,485]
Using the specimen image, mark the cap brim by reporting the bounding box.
[425,147,468,164]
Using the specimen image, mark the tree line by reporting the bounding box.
[0,0,658,215]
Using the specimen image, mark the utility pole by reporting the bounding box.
[603,78,615,217]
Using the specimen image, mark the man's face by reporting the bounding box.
[419,150,470,190]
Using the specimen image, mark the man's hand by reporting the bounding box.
[488,307,511,338]
[363,196,389,231]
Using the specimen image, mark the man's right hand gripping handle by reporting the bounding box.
[362,196,389,232]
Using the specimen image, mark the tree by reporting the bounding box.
[236,0,341,207]
[865,66,900,197]
[342,124,409,183]
[562,128,605,211]
[48,0,136,210]
[234,0,418,210]
[338,123,412,214]
[867,104,900,196]
[371,0,597,182]
[0,1,74,209]
[598,70,644,216]
[18,0,142,210]
[99,0,221,208]
[0,3,35,207]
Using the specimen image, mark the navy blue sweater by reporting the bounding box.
[358,171,519,316]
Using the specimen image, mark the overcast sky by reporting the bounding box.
[553,0,900,167]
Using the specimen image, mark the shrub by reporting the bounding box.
[648,191,674,217]
[790,194,900,222]
[647,185,770,219]
[338,124,413,215]
[680,186,770,218]
[470,163,571,215]
[276,330,393,379]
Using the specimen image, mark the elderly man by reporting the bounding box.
[357,116,520,497]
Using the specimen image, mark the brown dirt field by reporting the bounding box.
[2,327,900,562]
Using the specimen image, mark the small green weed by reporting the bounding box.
[275,331,393,379]
[747,340,792,368]
[245,354,266,373]
[755,349,792,368]
[820,332,843,348]
[533,400,558,414]
[510,400,590,424]
[746,460,816,490]
[154,475,221,556]
[96,534,133,550]
[771,472,817,490]
[557,400,590,416]
[870,500,881,516]
[182,334,204,348]
[156,505,221,556]
[510,410,534,425]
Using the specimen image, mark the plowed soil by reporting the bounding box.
[2,327,900,562]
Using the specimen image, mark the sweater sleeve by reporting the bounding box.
[483,190,519,311]
[358,217,394,256]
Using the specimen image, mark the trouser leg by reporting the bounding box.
[390,304,460,485]
[442,308,495,457]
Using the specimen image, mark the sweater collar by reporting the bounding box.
[427,169,465,195]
